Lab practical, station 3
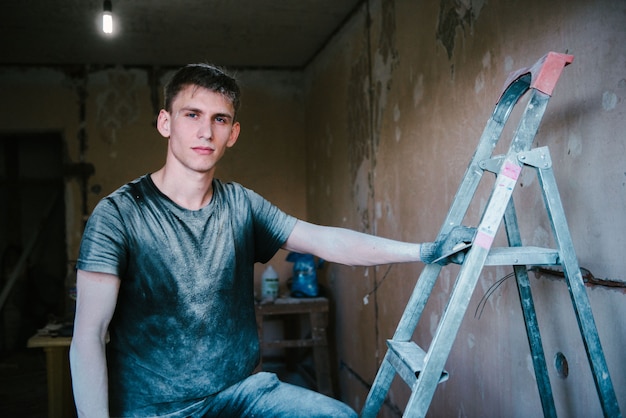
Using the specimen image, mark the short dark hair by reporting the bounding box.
[163,64,241,118]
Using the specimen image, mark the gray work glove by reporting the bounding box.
[420,226,476,265]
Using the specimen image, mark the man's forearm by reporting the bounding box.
[328,228,423,266]
[69,336,110,417]
[287,223,424,266]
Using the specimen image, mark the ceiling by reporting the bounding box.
[2,0,364,69]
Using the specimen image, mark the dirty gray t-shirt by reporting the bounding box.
[77,175,297,417]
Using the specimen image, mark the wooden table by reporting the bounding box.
[27,334,75,418]
[255,296,334,397]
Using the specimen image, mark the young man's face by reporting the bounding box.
[157,84,240,176]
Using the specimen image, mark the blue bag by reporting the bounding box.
[286,252,323,297]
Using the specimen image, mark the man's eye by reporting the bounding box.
[215,117,227,124]
[187,112,198,118]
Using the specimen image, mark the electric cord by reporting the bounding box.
[363,264,394,305]
[474,270,515,319]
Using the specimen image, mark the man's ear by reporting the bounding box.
[156,109,171,138]
[226,121,241,148]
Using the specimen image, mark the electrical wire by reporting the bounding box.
[474,270,515,319]
[363,264,394,305]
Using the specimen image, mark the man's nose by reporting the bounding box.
[199,120,212,139]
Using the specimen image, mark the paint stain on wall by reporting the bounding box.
[371,0,399,146]
[393,103,402,142]
[97,68,141,145]
[436,0,484,60]
[567,131,583,158]
[532,225,552,247]
[467,332,476,349]
[346,0,399,230]
[602,90,618,111]
[347,52,374,230]
[474,50,492,93]
[377,0,398,65]
[413,73,424,107]
[347,53,371,173]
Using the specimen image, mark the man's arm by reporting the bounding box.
[69,270,120,418]
[283,220,424,266]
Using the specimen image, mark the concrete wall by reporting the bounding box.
[304,0,625,416]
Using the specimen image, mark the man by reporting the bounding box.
[70,63,473,417]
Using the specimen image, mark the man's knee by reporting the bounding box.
[241,372,358,417]
[308,395,357,418]
[332,402,358,418]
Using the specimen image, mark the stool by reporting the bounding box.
[255,297,333,397]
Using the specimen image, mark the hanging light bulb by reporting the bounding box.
[102,0,113,34]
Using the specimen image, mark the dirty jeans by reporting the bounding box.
[159,372,357,418]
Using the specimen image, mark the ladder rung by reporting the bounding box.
[485,246,559,266]
[386,340,449,388]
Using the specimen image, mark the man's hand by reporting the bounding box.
[420,226,476,265]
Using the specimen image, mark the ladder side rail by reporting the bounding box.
[404,90,553,417]
[360,356,397,418]
[537,164,621,418]
[360,265,443,417]
[391,265,441,343]
[403,249,490,417]
[503,196,557,417]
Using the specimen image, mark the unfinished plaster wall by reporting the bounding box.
[305,0,626,416]
[0,66,306,297]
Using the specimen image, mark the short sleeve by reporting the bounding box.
[243,187,297,263]
[76,198,129,277]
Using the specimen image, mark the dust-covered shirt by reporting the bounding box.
[77,174,297,417]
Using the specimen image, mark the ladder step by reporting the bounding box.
[386,340,449,388]
[485,246,559,266]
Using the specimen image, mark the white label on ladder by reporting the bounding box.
[476,160,521,249]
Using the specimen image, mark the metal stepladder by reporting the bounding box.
[360,52,621,418]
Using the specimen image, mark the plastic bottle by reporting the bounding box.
[261,265,279,301]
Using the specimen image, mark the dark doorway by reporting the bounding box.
[0,132,67,353]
